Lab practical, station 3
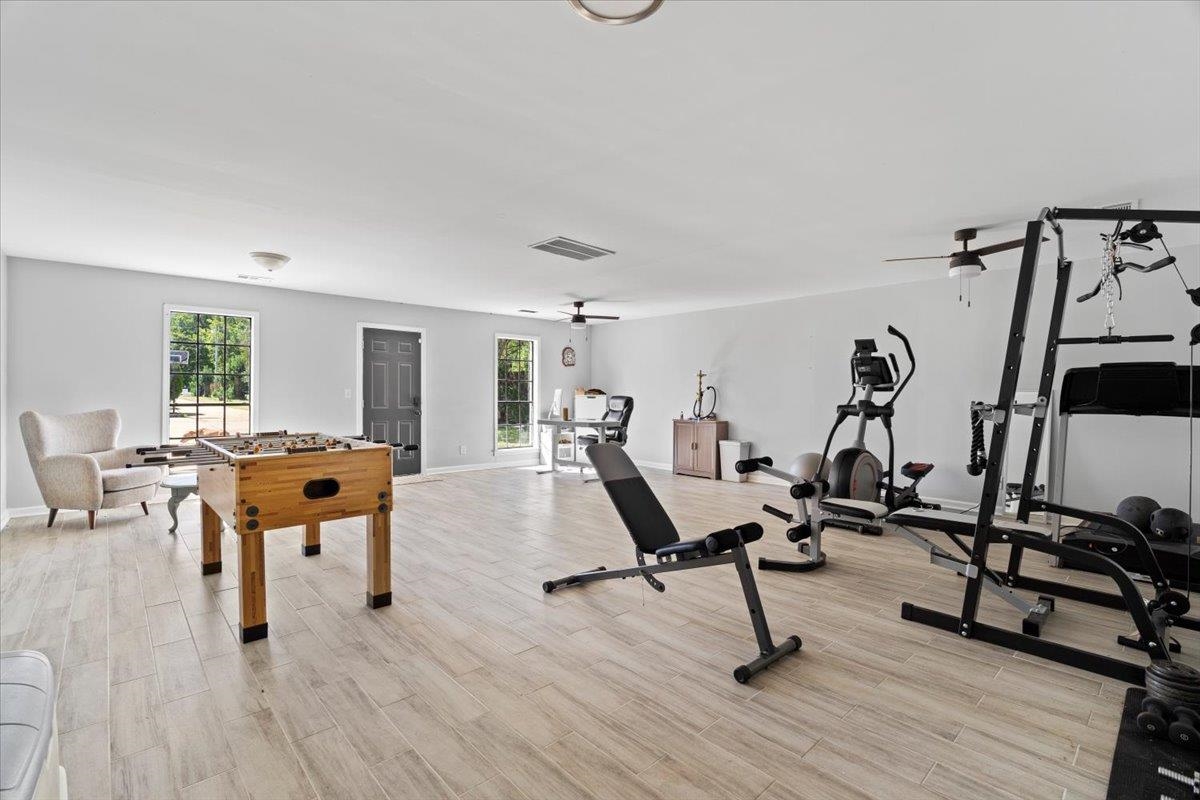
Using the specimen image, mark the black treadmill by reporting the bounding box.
[1049,362,1199,590]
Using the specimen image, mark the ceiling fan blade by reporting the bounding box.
[584,314,620,320]
[556,310,573,315]
[883,255,953,262]
[971,236,1049,257]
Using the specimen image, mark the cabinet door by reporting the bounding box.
[693,425,716,476]
[674,424,695,471]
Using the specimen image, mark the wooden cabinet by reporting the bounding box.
[673,419,728,480]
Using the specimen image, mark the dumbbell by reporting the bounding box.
[1169,707,1200,751]
[1138,697,1171,738]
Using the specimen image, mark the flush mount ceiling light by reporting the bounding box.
[567,0,664,26]
[249,251,290,272]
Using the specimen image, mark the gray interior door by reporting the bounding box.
[363,328,422,476]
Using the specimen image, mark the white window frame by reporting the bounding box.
[493,332,539,454]
[161,304,260,443]
[355,322,428,476]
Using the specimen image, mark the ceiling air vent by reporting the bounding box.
[236,273,274,282]
[529,236,615,261]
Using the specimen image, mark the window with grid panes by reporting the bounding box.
[167,311,253,442]
[496,336,536,449]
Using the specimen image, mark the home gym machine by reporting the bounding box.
[735,325,938,570]
[733,453,831,572]
[900,206,1200,686]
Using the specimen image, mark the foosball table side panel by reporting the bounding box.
[234,447,393,532]
[197,463,238,527]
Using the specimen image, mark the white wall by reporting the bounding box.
[591,245,1200,513]
[1,252,9,528]
[3,258,591,512]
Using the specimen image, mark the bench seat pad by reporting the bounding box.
[819,498,889,521]
[654,523,764,558]
[887,507,1046,537]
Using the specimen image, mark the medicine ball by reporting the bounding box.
[789,452,831,483]
[1150,508,1193,543]
[1115,495,1161,535]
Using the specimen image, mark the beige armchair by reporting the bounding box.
[19,408,165,530]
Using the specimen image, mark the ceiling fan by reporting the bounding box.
[559,300,620,330]
[884,227,1044,278]
[885,227,1048,307]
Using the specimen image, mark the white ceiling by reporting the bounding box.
[2,0,1198,320]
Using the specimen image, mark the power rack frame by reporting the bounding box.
[901,206,1200,685]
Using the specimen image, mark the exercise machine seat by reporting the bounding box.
[819,498,889,521]
[653,523,764,559]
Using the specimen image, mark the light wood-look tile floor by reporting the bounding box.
[2,467,1195,800]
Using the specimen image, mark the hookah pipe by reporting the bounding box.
[691,370,718,420]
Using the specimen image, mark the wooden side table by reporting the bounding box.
[162,473,198,533]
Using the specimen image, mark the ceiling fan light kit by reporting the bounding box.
[948,251,984,280]
[557,299,621,329]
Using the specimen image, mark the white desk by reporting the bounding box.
[536,418,626,474]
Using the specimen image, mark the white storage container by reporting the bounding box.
[719,440,751,482]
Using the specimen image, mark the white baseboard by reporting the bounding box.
[631,460,672,472]
[425,459,539,475]
[5,504,48,520]
[3,494,176,526]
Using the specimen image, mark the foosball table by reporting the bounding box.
[138,432,416,642]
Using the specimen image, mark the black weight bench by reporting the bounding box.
[542,443,802,683]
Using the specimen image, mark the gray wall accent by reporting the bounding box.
[3,257,590,511]
[590,245,1199,513]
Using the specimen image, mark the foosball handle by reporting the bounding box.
[392,443,419,451]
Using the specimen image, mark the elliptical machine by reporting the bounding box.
[738,325,937,570]
[819,325,939,534]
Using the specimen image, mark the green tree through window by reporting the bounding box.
[168,311,252,441]
[496,337,535,449]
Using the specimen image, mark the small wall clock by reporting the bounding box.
[561,345,576,367]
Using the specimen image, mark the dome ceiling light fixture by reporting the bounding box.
[249,251,290,272]
[567,0,664,26]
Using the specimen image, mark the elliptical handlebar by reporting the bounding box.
[884,325,916,407]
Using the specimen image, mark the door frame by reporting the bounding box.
[355,322,427,477]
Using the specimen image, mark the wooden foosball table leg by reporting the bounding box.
[200,501,222,575]
[302,522,321,556]
[366,510,392,608]
[238,530,268,642]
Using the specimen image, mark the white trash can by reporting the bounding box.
[719,440,751,482]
